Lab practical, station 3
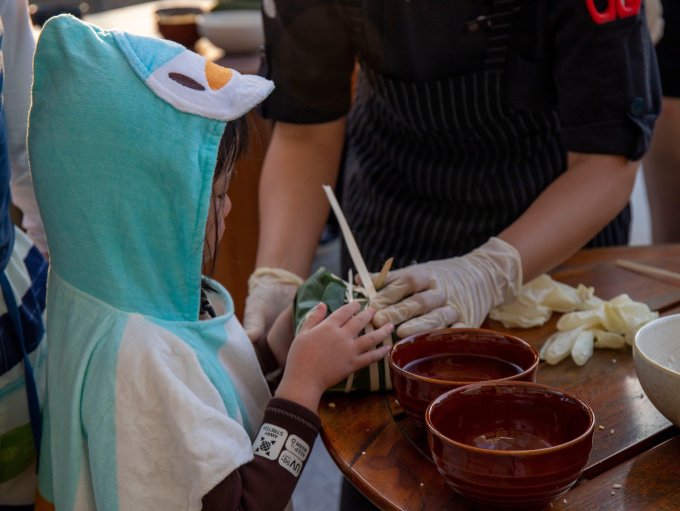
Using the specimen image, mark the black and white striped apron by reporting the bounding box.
[340,0,630,273]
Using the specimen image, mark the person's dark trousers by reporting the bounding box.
[340,478,380,511]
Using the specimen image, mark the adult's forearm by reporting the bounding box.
[499,152,639,281]
[256,119,347,277]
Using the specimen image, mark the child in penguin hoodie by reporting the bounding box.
[28,15,393,511]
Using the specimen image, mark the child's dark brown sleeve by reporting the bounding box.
[253,336,280,375]
[253,336,283,392]
[201,398,321,511]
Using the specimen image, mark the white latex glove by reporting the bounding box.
[490,274,601,328]
[371,237,522,337]
[540,293,658,366]
[556,293,658,346]
[243,267,303,343]
[540,328,594,366]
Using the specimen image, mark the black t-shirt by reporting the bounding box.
[260,0,661,160]
[656,0,680,97]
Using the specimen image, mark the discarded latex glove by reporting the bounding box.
[491,275,658,366]
[539,328,595,366]
[539,294,657,366]
[490,274,600,328]
[556,294,658,346]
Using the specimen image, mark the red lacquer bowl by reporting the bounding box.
[426,381,595,510]
[388,328,539,423]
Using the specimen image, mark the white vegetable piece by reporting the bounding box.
[556,309,603,331]
[543,328,583,365]
[591,329,626,349]
[571,330,595,366]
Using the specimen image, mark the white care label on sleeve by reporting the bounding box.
[253,423,288,460]
[278,450,304,478]
[285,435,310,461]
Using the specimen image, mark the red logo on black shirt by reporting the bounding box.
[586,0,641,24]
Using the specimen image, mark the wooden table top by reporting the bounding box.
[319,244,680,510]
[550,436,680,511]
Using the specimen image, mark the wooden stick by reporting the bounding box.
[322,185,376,298]
[615,259,680,286]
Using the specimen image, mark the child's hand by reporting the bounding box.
[275,302,393,412]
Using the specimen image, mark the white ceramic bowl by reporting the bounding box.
[196,10,263,54]
[634,314,680,426]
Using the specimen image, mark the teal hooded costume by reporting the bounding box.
[29,15,273,511]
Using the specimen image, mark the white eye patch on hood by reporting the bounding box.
[114,30,273,121]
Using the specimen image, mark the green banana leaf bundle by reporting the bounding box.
[293,267,394,393]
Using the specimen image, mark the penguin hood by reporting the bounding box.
[29,17,275,511]
[29,14,273,320]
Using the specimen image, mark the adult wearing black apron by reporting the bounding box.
[244,1,660,341]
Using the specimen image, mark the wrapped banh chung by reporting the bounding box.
[293,267,394,392]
